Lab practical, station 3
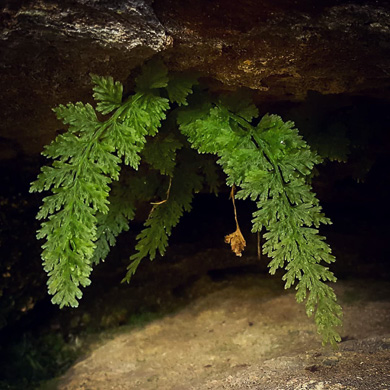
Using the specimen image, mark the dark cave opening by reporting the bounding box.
[0,89,389,388]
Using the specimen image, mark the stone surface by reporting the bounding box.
[56,277,390,390]
[0,0,169,158]
[1,0,390,159]
[156,0,390,99]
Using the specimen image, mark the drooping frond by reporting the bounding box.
[30,63,172,307]
[178,101,342,346]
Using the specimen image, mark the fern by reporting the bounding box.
[166,72,198,106]
[124,150,203,281]
[30,62,171,307]
[142,132,183,176]
[91,74,123,115]
[177,100,342,346]
[32,60,342,346]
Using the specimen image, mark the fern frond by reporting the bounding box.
[92,191,135,266]
[199,157,220,194]
[32,63,342,346]
[178,102,342,346]
[135,60,169,91]
[142,133,183,176]
[219,91,259,122]
[166,72,198,106]
[135,93,170,136]
[30,72,171,307]
[92,171,162,265]
[91,74,123,115]
[123,152,203,282]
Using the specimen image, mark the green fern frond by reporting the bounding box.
[199,157,220,194]
[123,152,203,282]
[142,132,183,176]
[166,72,198,106]
[92,188,135,266]
[124,93,169,137]
[32,62,342,346]
[30,71,171,307]
[135,60,169,91]
[178,103,342,346]
[219,91,259,122]
[92,172,162,265]
[91,74,123,115]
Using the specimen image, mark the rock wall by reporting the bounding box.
[0,0,169,158]
[0,0,389,159]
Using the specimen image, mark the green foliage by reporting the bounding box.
[92,171,163,266]
[177,100,342,346]
[124,150,203,281]
[30,63,172,308]
[135,60,169,91]
[32,59,342,346]
[91,180,135,266]
[142,132,183,176]
[166,72,198,106]
[0,332,80,389]
[91,74,123,115]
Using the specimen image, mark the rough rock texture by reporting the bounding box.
[156,0,390,99]
[1,0,390,159]
[0,0,170,158]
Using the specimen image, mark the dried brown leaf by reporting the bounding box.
[225,228,246,257]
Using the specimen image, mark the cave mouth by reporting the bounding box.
[1,83,390,388]
[1,0,390,386]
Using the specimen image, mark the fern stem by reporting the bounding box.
[250,132,293,205]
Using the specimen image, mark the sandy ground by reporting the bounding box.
[56,275,390,390]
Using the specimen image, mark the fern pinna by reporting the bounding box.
[31,60,342,346]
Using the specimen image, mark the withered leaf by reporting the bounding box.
[225,228,246,257]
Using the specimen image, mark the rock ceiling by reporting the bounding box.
[0,0,389,159]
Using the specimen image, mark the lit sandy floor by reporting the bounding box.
[57,276,390,390]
